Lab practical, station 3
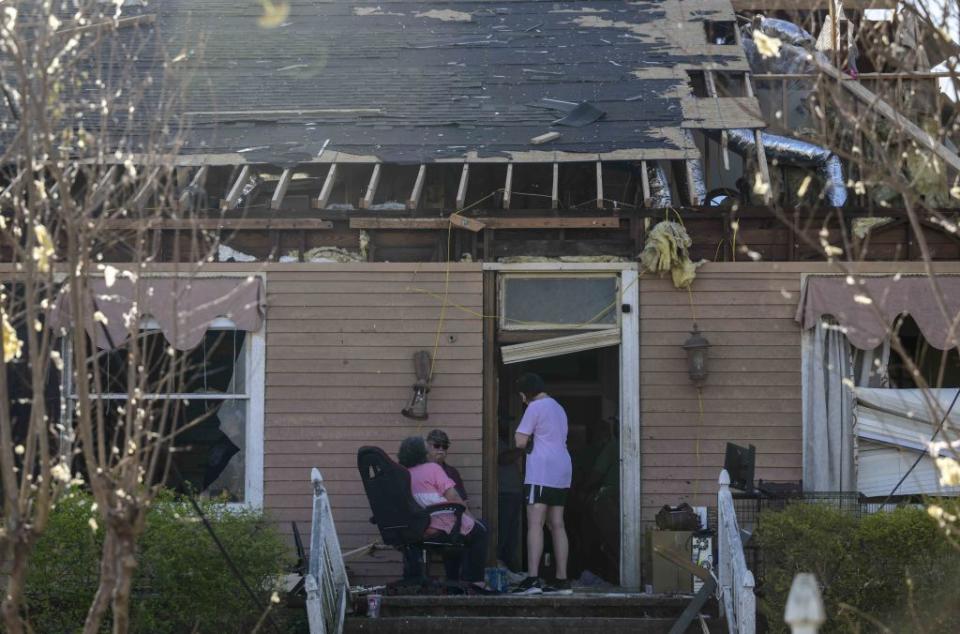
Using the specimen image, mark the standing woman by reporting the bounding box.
[512,373,573,594]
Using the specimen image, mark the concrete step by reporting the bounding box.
[375,593,706,619]
[345,615,724,634]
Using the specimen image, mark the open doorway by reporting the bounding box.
[499,347,621,585]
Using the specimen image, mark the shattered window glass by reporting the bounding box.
[69,329,248,502]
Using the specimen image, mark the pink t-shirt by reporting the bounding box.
[408,462,475,535]
[517,396,572,489]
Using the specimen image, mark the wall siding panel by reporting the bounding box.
[263,263,484,585]
[639,268,804,535]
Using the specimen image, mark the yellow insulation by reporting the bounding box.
[639,220,700,289]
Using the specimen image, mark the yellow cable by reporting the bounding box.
[686,286,698,325]
[713,239,725,263]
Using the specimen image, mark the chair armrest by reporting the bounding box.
[424,502,466,540]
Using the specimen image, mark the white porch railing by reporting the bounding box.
[717,469,756,634]
[306,468,350,634]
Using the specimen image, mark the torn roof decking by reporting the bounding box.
[103,0,763,166]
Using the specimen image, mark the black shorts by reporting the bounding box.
[524,484,569,507]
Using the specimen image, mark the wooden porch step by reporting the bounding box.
[345,615,723,634]
[374,593,704,619]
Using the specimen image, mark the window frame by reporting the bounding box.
[497,272,621,331]
[61,318,266,510]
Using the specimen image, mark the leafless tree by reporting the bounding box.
[0,2,234,632]
[734,2,960,549]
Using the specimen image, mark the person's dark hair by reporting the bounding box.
[517,372,545,399]
[398,436,429,468]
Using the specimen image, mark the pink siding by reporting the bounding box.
[263,264,484,584]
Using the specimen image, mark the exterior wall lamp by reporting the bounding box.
[682,324,711,388]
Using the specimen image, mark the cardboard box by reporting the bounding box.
[647,530,693,594]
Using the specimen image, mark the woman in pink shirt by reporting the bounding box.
[512,373,573,594]
[398,436,490,591]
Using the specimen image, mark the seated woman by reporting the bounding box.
[397,436,491,592]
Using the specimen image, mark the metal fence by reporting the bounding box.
[731,491,903,583]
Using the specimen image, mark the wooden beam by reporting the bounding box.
[703,69,718,98]
[131,167,163,211]
[685,160,702,206]
[449,214,487,233]
[51,165,78,199]
[455,163,469,211]
[407,164,426,210]
[596,161,604,209]
[104,218,334,231]
[359,164,382,210]
[737,65,774,203]
[721,130,730,171]
[178,165,208,208]
[221,165,250,210]
[754,130,773,203]
[812,56,960,173]
[639,160,651,207]
[88,165,118,210]
[503,163,513,210]
[349,216,621,230]
[551,162,559,209]
[0,170,26,201]
[531,131,561,145]
[270,168,293,211]
[315,163,338,209]
[481,270,498,565]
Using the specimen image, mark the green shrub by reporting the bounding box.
[756,502,960,633]
[25,490,294,633]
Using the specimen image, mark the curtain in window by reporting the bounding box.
[801,319,889,491]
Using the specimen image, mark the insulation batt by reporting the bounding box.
[639,221,699,289]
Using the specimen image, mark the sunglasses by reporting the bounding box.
[431,443,449,450]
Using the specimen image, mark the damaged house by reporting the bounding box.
[3,0,960,595]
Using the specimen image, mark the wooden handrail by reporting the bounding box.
[718,469,757,634]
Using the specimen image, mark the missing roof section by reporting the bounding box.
[704,21,737,45]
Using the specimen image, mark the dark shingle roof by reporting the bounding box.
[8,0,763,166]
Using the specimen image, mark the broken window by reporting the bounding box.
[66,324,251,502]
[499,274,619,330]
[887,315,960,388]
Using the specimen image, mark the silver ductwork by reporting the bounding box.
[757,17,815,48]
[725,128,848,207]
[647,162,672,208]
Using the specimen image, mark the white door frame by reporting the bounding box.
[485,263,642,588]
[619,267,641,588]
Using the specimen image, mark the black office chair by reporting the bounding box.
[284,521,307,606]
[357,446,465,580]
